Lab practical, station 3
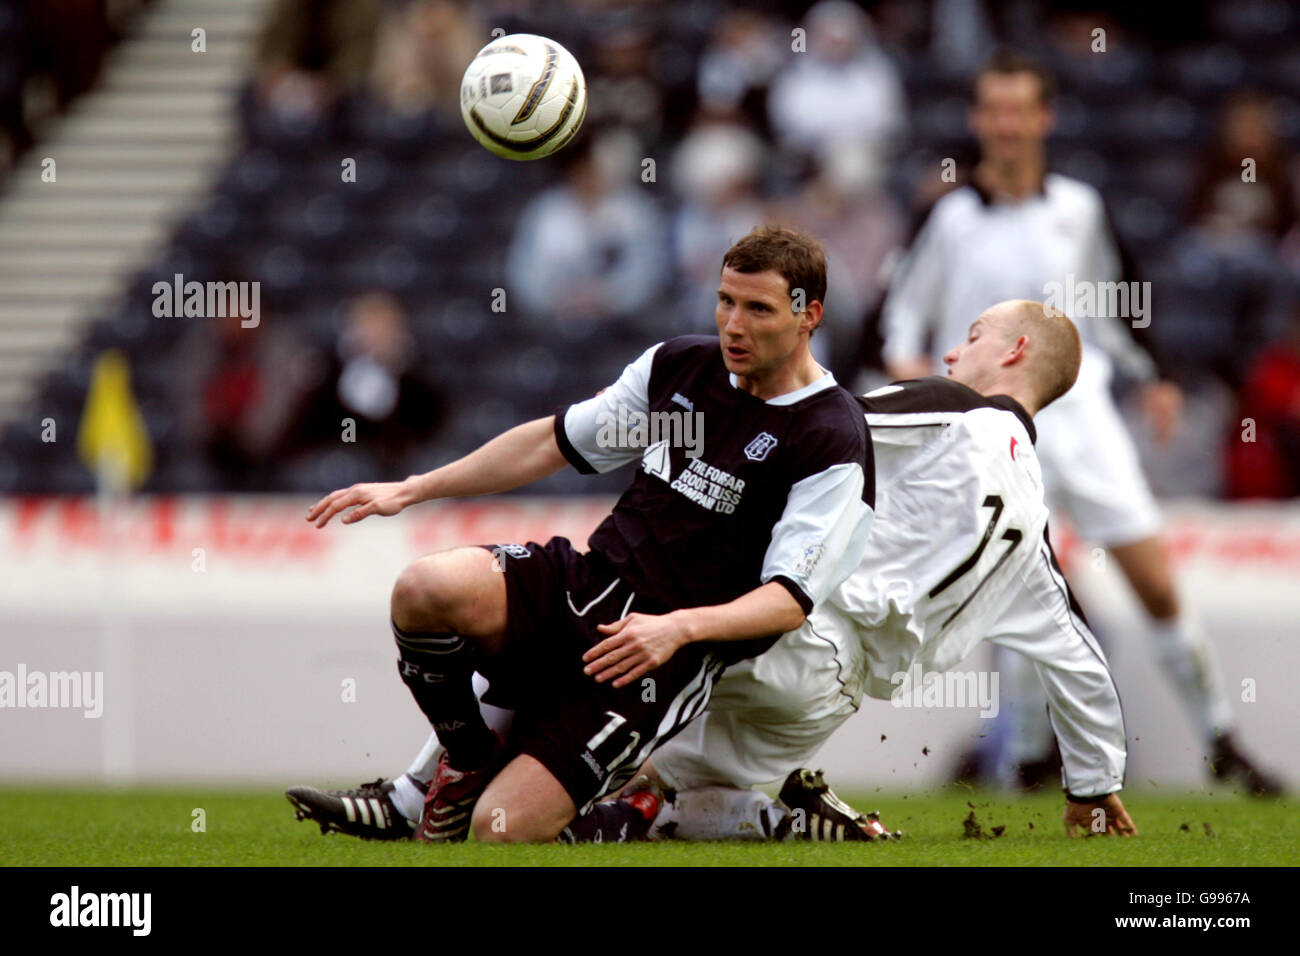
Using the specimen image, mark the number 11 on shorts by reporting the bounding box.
[587,711,641,772]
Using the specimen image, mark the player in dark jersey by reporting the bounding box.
[299,226,874,843]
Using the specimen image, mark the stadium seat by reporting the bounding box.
[1213,0,1295,51]
[1053,149,1112,191]
[1164,44,1249,95]
[340,95,450,158]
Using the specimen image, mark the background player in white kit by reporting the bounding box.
[640,298,1136,840]
[877,51,1279,794]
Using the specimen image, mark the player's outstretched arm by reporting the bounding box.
[307,416,568,527]
[1063,792,1138,837]
[582,582,806,688]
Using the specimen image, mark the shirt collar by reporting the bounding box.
[728,369,837,405]
[987,394,1038,444]
[970,171,1049,206]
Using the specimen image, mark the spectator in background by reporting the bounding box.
[770,143,906,380]
[1042,10,1152,88]
[506,130,669,328]
[1188,91,1297,241]
[1,0,116,175]
[695,9,787,134]
[767,1,906,166]
[1227,304,1300,499]
[281,291,445,478]
[581,20,668,147]
[254,0,382,120]
[1161,93,1295,394]
[369,0,483,119]
[669,121,768,332]
[1127,92,1300,499]
[173,309,302,491]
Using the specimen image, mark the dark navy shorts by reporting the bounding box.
[477,536,724,813]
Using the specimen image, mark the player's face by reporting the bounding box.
[715,267,808,377]
[970,72,1053,166]
[943,313,1012,391]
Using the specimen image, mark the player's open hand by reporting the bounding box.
[1063,792,1138,837]
[306,480,413,528]
[583,612,689,688]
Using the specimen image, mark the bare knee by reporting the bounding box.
[390,554,456,631]
[1139,584,1179,621]
[1109,538,1180,621]
[1120,560,1180,620]
[390,547,504,636]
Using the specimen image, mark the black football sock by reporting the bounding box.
[392,619,496,769]
[558,801,653,844]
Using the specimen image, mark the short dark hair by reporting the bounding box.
[721,225,828,312]
[973,49,1057,105]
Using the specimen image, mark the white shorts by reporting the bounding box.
[653,612,867,791]
[1033,347,1162,547]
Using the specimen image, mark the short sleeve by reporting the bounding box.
[762,462,875,614]
[761,411,874,613]
[554,342,662,474]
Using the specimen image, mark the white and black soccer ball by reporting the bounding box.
[459,33,587,161]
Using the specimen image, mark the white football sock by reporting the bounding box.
[405,730,445,786]
[1149,615,1234,743]
[390,773,426,823]
[651,787,785,841]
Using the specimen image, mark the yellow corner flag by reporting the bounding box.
[77,349,154,492]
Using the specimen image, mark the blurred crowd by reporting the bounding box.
[7,0,1300,498]
[0,0,153,178]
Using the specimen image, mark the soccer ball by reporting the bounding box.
[459,33,587,161]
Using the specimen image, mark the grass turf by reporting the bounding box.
[3,786,1295,867]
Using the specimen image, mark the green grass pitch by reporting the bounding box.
[4,786,1295,866]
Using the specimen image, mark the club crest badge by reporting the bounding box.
[490,543,532,571]
[744,432,778,461]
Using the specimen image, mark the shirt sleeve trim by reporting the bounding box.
[553,407,597,475]
[1065,789,1120,803]
[767,574,814,616]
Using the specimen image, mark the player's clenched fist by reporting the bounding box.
[583,612,691,688]
[1063,792,1138,837]
[306,480,414,528]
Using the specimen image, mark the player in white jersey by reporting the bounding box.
[877,50,1279,795]
[639,298,1135,840]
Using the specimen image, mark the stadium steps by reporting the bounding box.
[0,0,271,428]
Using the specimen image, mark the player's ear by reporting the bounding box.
[802,299,823,336]
[1004,334,1029,366]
